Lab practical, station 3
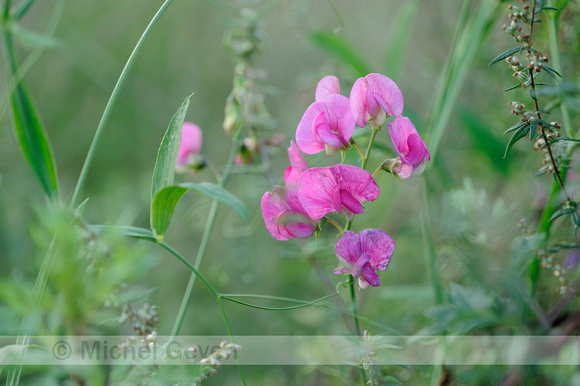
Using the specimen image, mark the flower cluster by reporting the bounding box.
[261,73,430,288]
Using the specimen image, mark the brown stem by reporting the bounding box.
[528,0,572,203]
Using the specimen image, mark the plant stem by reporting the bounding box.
[350,138,366,162]
[362,126,380,170]
[216,298,247,385]
[70,0,175,207]
[171,128,242,337]
[324,216,344,234]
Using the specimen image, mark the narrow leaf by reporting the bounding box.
[543,66,562,79]
[504,121,525,134]
[150,182,250,242]
[549,207,574,222]
[572,211,580,227]
[5,33,59,199]
[504,83,523,92]
[504,125,530,158]
[489,47,522,66]
[151,95,191,200]
[180,182,250,222]
[309,31,372,78]
[90,225,156,240]
[529,120,538,140]
[151,186,188,242]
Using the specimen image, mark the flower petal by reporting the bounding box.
[315,75,340,102]
[298,167,338,220]
[350,77,370,128]
[284,141,308,185]
[296,102,327,154]
[324,94,355,145]
[359,229,395,272]
[261,186,316,241]
[177,122,203,165]
[335,230,362,265]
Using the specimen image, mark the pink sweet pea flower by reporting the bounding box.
[350,73,404,128]
[262,141,317,241]
[176,122,203,169]
[388,116,430,179]
[315,75,341,102]
[261,186,317,241]
[284,141,308,185]
[298,164,379,220]
[296,94,355,156]
[334,229,395,289]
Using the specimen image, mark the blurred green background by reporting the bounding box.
[1,0,579,384]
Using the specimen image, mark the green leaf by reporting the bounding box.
[180,182,250,222]
[543,65,562,79]
[572,211,580,228]
[151,182,249,242]
[90,225,156,241]
[151,186,188,242]
[504,124,530,158]
[529,120,538,140]
[504,121,525,135]
[549,207,574,222]
[309,31,371,78]
[504,83,523,92]
[11,24,57,49]
[5,33,59,199]
[151,95,191,200]
[489,47,522,66]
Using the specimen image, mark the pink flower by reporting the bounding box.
[350,73,404,128]
[296,94,355,156]
[262,141,317,241]
[284,141,308,185]
[176,122,203,168]
[315,75,341,102]
[334,229,395,288]
[261,186,317,241]
[298,164,379,220]
[388,116,430,179]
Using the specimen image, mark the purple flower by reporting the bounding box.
[298,164,379,220]
[334,229,395,288]
[315,75,341,102]
[388,116,430,179]
[177,122,203,166]
[296,94,355,156]
[350,73,404,128]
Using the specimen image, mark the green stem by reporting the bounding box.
[3,0,11,20]
[216,298,247,386]
[171,128,242,337]
[324,216,344,234]
[421,182,443,305]
[220,292,339,311]
[70,0,175,207]
[362,127,379,170]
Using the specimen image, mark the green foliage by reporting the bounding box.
[3,31,59,199]
[309,31,372,78]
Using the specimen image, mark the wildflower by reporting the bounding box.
[334,229,395,288]
[261,141,317,241]
[296,94,355,156]
[298,164,379,221]
[315,75,341,102]
[176,122,204,172]
[387,116,430,179]
[261,186,317,241]
[350,73,404,128]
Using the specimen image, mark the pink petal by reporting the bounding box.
[405,133,430,168]
[314,111,343,149]
[315,75,341,102]
[177,122,203,165]
[350,74,404,128]
[324,94,355,145]
[330,164,380,203]
[360,263,381,287]
[296,102,327,154]
[284,141,308,185]
[352,253,372,278]
[359,229,395,272]
[298,167,338,220]
[335,231,362,265]
[261,186,316,241]
[388,116,430,178]
[365,73,404,117]
[350,77,370,128]
[340,189,364,215]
